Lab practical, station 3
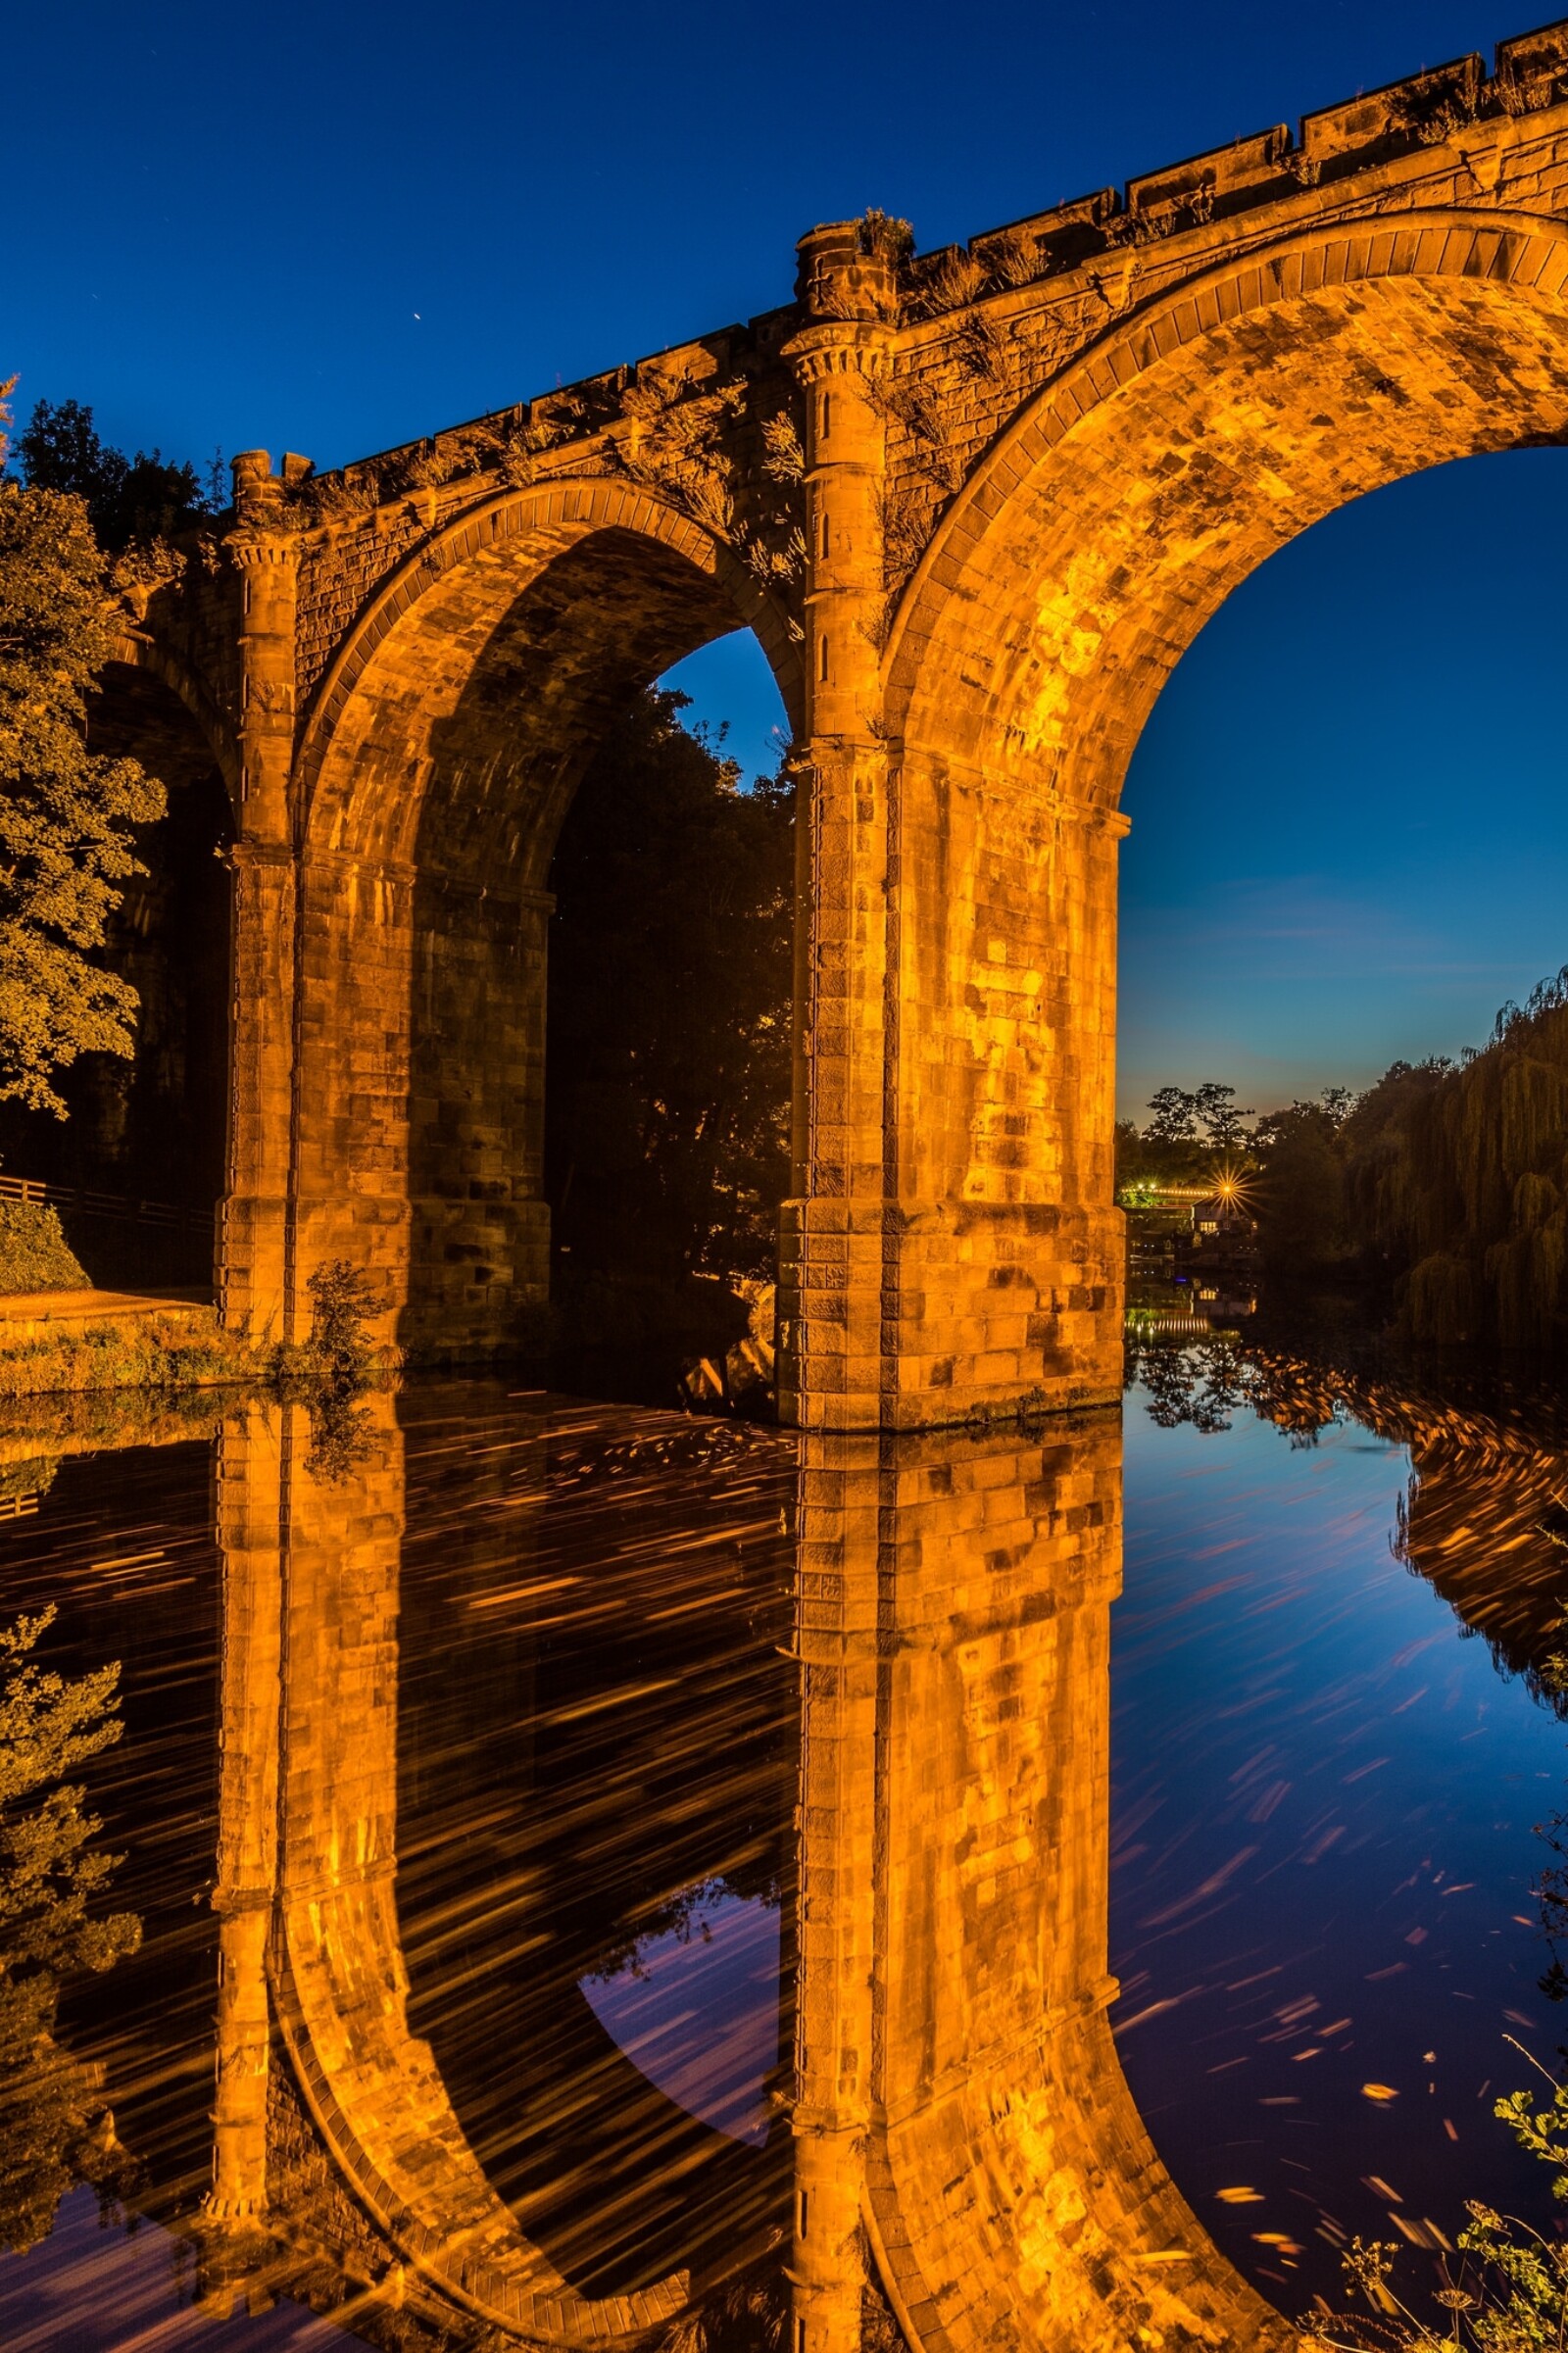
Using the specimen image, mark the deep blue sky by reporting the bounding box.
[10,0,1566,1115]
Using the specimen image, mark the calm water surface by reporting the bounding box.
[0,1348,1561,2344]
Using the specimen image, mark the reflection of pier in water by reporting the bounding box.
[8,1359,1566,2347]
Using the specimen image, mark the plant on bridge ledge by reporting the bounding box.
[856,208,914,267]
[268,1257,379,1483]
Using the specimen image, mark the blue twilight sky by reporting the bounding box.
[8,0,1567,1118]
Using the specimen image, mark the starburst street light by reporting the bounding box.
[1209,1161,1257,1212]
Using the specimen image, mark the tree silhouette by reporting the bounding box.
[0,1605,141,2252]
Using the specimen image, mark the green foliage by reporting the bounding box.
[0,1606,140,2252]
[1250,1098,1354,1273]
[1339,976,1568,1348]
[546,687,794,1289]
[15,401,217,554]
[0,1307,260,1397]
[267,1259,378,1483]
[1120,1082,1263,1196]
[1305,2093,1568,2349]
[0,1201,86,1295]
[0,466,167,1113]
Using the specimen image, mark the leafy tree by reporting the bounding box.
[15,400,217,554]
[269,1257,378,1484]
[0,384,167,1114]
[1193,1080,1254,1149]
[1250,1099,1353,1273]
[1146,1085,1200,1145]
[0,1606,141,2251]
[545,687,794,1290]
[1335,977,1568,1348]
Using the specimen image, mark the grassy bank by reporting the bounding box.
[0,1306,263,1398]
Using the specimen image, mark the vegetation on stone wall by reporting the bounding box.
[0,1201,86,1295]
[545,685,794,1306]
[269,1258,378,1482]
[0,1306,258,1398]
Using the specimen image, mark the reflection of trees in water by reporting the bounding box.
[1126,1337,1568,2352]
[1124,1331,1346,1444]
[1128,1333,1568,1702]
[0,1605,140,2251]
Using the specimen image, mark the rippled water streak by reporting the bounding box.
[1111,1365,1567,2309]
[0,1360,1562,2343]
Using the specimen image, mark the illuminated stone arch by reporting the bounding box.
[282,479,802,1357]
[848,211,1568,1428]
[106,623,242,809]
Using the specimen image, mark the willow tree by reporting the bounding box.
[0,383,165,1116]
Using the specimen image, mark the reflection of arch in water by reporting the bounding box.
[792,1415,1290,2352]
[389,1389,795,2297]
[214,1394,692,2342]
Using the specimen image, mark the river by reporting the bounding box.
[0,1334,1562,2347]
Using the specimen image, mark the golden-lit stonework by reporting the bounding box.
[112,20,1568,1431]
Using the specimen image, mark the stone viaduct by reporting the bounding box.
[108,15,1568,1430]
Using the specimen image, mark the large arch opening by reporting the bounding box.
[1117,443,1568,1110]
[0,658,233,1292]
[299,484,802,1365]
[839,211,1568,2336]
[874,213,1568,1417]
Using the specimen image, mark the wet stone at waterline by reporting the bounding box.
[0,1362,1561,2346]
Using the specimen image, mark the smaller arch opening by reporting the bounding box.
[301,503,799,1386]
[543,626,795,1396]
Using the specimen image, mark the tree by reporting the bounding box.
[1146,1086,1200,1144]
[0,384,167,1114]
[0,1606,140,2251]
[15,400,217,553]
[1193,1080,1254,1150]
[1251,1099,1352,1273]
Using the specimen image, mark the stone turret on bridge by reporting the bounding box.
[110,15,1568,1431]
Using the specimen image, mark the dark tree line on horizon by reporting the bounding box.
[1119,975,1568,1351]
